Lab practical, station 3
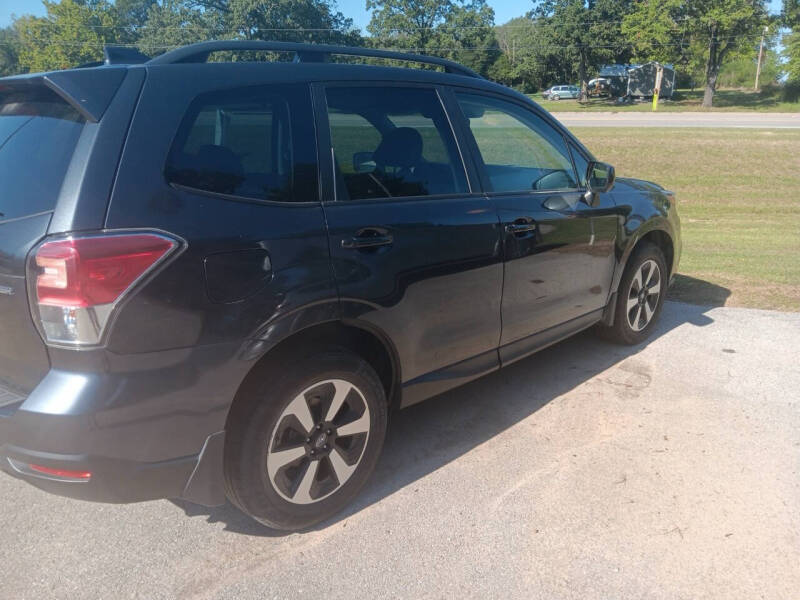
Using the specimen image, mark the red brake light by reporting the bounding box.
[35,234,176,308]
[29,464,92,480]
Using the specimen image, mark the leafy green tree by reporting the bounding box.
[137,0,216,56]
[366,0,498,76]
[784,0,800,82]
[433,1,498,75]
[115,0,158,42]
[531,0,634,93]
[192,0,361,44]
[717,50,780,87]
[622,0,768,107]
[14,0,121,72]
[0,26,21,76]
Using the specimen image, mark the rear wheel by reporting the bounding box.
[224,350,388,530]
[598,243,667,345]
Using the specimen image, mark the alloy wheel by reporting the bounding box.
[626,259,662,332]
[266,379,371,505]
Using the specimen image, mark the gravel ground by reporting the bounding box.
[1,301,798,600]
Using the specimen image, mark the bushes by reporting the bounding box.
[781,81,800,103]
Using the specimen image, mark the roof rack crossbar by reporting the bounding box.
[146,41,481,78]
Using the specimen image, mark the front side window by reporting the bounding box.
[326,86,468,201]
[456,93,579,193]
[166,85,317,203]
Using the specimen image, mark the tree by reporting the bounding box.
[531,0,634,93]
[622,0,768,107]
[14,0,120,72]
[433,1,499,75]
[116,0,158,42]
[0,26,20,76]
[366,0,498,76]
[784,0,800,83]
[137,0,216,56]
[192,0,361,45]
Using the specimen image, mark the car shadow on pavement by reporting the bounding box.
[171,300,721,536]
[667,274,732,307]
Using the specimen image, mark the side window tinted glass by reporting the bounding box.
[326,87,468,201]
[456,93,578,193]
[166,85,317,202]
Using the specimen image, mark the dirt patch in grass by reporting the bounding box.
[571,127,800,311]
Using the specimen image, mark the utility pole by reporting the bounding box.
[652,63,664,112]
[755,25,768,92]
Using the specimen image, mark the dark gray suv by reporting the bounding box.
[0,41,680,530]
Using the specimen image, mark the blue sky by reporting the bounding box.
[0,0,785,30]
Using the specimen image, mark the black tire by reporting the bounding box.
[598,243,667,345]
[224,350,388,530]
[552,94,560,101]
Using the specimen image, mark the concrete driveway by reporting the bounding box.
[1,301,798,599]
[552,111,800,128]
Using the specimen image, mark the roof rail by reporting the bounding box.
[146,41,481,78]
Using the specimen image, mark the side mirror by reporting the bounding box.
[587,161,615,193]
[353,151,376,173]
[583,161,615,206]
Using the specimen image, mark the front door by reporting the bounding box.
[451,91,618,362]
[316,84,503,405]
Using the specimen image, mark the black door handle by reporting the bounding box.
[506,219,536,235]
[341,229,394,249]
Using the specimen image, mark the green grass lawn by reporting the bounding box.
[534,88,800,113]
[571,127,800,311]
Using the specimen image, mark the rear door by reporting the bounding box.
[315,83,503,406]
[0,86,87,397]
[451,91,618,363]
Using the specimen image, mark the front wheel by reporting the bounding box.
[224,350,388,530]
[552,94,560,101]
[598,243,667,345]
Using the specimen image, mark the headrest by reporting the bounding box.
[373,127,423,169]
[194,144,244,175]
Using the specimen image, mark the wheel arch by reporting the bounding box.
[227,319,401,435]
[612,222,676,294]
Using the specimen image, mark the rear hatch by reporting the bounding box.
[0,84,87,400]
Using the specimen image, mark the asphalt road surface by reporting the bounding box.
[1,301,798,600]
[552,111,800,128]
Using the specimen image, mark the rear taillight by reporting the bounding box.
[30,232,179,345]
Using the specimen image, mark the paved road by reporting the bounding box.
[552,111,800,128]
[1,301,799,600]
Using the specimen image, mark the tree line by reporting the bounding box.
[0,0,792,107]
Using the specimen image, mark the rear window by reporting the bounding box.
[165,84,318,203]
[0,88,85,221]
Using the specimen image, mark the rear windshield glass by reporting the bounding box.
[0,88,85,221]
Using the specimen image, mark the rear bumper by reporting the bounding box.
[0,408,227,506]
[0,342,249,506]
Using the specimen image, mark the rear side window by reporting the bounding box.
[0,88,85,221]
[326,86,468,201]
[165,85,317,203]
